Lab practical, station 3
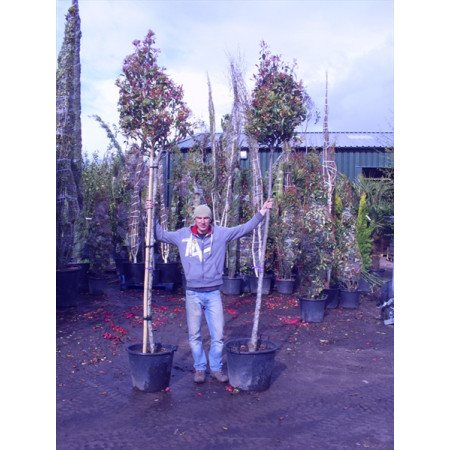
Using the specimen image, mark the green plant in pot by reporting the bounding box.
[355,191,385,292]
[354,176,394,262]
[77,145,129,284]
[86,196,114,294]
[89,114,130,266]
[269,183,300,294]
[297,203,336,322]
[216,60,245,294]
[116,29,191,391]
[221,167,244,295]
[274,217,298,281]
[118,145,148,286]
[335,205,363,308]
[225,41,307,392]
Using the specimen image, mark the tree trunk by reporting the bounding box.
[207,75,219,224]
[248,136,264,277]
[249,147,274,352]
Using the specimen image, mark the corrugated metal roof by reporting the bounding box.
[177,131,393,150]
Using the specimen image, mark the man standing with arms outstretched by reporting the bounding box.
[147,198,273,383]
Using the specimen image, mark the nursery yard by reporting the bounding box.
[56,264,394,449]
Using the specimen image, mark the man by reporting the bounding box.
[146,198,273,383]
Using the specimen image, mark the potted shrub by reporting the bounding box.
[270,187,299,295]
[335,206,363,309]
[354,176,394,272]
[215,61,246,296]
[85,196,114,295]
[297,203,336,322]
[320,79,340,309]
[89,115,132,284]
[122,146,148,287]
[356,191,381,292]
[56,0,82,308]
[153,149,177,286]
[225,42,307,391]
[76,142,128,291]
[79,147,128,294]
[116,30,190,391]
[269,151,305,294]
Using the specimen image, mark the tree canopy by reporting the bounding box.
[116,30,192,154]
[246,41,307,150]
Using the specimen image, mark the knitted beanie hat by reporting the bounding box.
[193,204,212,219]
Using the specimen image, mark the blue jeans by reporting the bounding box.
[185,289,225,372]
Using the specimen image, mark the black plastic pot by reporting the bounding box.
[340,289,360,309]
[225,338,278,392]
[221,276,242,295]
[123,262,145,285]
[87,276,108,295]
[323,287,340,309]
[299,296,327,322]
[72,262,90,293]
[248,274,272,294]
[127,343,178,392]
[276,279,295,294]
[56,266,81,308]
[240,275,251,293]
[114,258,128,277]
[156,262,180,286]
[358,277,372,293]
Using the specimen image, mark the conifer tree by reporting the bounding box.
[56,0,82,269]
[356,193,375,271]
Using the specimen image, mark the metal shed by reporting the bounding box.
[176,131,393,181]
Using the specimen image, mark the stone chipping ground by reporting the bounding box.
[56,266,394,449]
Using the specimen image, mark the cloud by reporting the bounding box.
[57,0,394,154]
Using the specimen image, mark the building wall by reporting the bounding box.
[244,147,393,181]
[335,148,393,180]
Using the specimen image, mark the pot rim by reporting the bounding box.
[127,343,178,355]
[225,337,278,354]
[298,294,328,302]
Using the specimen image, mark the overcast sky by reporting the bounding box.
[56,0,394,156]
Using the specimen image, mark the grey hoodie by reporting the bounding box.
[155,212,265,290]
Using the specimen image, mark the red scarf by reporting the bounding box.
[191,225,212,236]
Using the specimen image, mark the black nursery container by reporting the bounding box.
[56,267,81,308]
[127,343,178,393]
[299,296,327,323]
[323,287,340,309]
[340,290,360,309]
[225,338,278,392]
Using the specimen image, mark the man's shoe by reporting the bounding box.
[194,370,206,383]
[211,370,229,383]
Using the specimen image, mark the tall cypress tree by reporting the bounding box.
[56,0,82,269]
[356,193,375,271]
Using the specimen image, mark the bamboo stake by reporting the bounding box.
[142,146,158,354]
